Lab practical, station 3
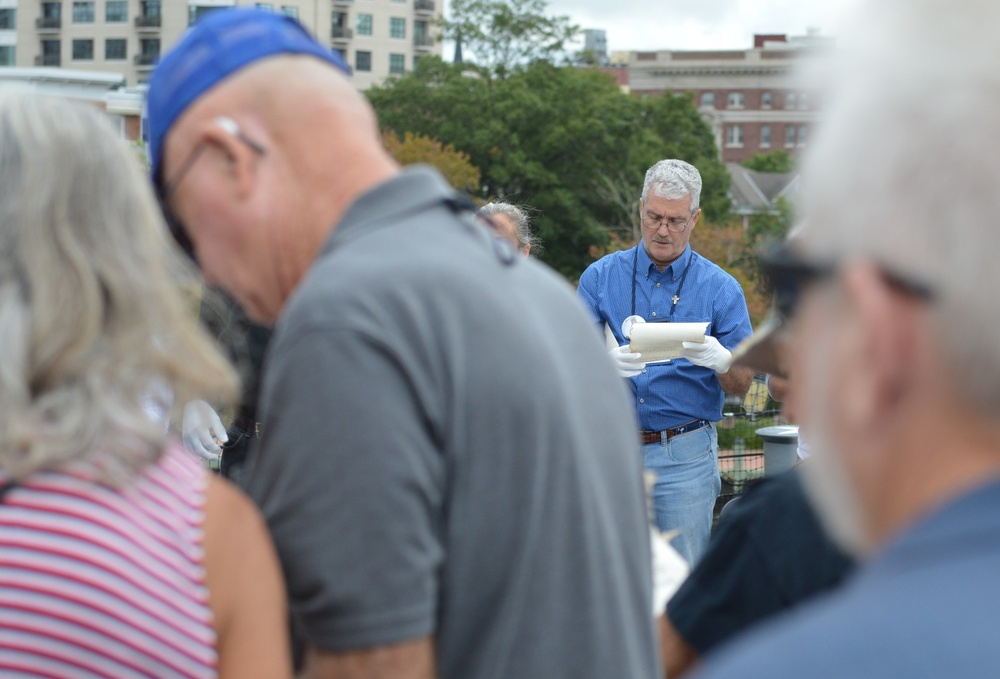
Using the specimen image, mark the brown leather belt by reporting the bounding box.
[640,419,711,444]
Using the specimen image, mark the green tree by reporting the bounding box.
[741,148,795,173]
[368,58,727,278]
[443,0,578,77]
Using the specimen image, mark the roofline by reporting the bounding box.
[0,67,125,88]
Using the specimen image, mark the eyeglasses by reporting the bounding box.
[761,243,935,319]
[640,210,696,233]
[154,116,266,261]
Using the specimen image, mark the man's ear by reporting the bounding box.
[199,119,261,202]
[840,260,918,424]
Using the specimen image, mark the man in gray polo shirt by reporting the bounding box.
[147,9,659,678]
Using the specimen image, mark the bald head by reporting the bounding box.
[158,55,398,323]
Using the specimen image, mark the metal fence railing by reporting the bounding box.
[714,374,788,520]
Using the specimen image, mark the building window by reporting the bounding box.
[189,5,221,24]
[355,50,371,72]
[105,37,126,59]
[281,5,298,18]
[41,39,60,56]
[727,91,745,109]
[72,1,94,22]
[356,13,372,35]
[798,125,808,146]
[72,38,93,60]
[390,0,405,3]
[760,124,771,147]
[786,92,797,109]
[42,3,61,20]
[255,3,273,10]
[389,52,404,74]
[106,0,126,22]
[141,0,161,18]
[0,8,14,29]
[414,19,428,44]
[785,125,797,147]
[700,92,714,108]
[0,46,14,66]
[726,125,744,147]
[389,17,405,39]
[140,37,159,57]
[761,91,772,109]
[799,92,809,110]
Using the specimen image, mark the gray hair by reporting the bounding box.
[799,0,1000,412]
[477,202,542,253]
[0,90,238,484]
[641,159,702,210]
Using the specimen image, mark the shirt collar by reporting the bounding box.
[322,165,456,255]
[639,243,693,280]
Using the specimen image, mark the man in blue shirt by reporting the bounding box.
[578,159,753,565]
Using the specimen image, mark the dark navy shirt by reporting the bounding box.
[578,244,753,430]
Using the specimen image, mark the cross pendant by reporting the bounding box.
[672,295,680,305]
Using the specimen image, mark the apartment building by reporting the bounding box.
[5,0,441,86]
[628,32,832,163]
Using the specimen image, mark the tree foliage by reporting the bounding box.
[442,0,578,77]
[367,57,728,278]
[383,130,481,193]
[741,148,795,173]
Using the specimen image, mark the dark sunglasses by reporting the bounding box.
[154,117,266,262]
[761,243,935,319]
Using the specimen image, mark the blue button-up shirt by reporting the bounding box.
[577,244,753,431]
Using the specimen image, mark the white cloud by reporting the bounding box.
[545,0,866,52]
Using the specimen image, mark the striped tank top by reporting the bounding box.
[0,441,217,678]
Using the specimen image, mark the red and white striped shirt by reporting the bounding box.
[0,441,217,678]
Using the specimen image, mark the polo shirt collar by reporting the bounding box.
[639,243,693,281]
[322,165,455,255]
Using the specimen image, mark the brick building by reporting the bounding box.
[628,32,832,163]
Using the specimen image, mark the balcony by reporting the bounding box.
[414,0,434,13]
[331,0,352,6]
[134,15,161,29]
[331,26,353,41]
[35,17,62,31]
[34,53,61,66]
[134,53,157,68]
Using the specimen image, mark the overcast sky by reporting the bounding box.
[546,0,867,53]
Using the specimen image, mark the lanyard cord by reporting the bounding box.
[631,244,696,320]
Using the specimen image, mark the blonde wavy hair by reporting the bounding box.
[0,90,239,484]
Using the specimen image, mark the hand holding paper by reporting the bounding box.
[609,344,647,378]
[681,335,732,374]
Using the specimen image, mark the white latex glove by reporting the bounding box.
[182,400,228,461]
[681,335,732,374]
[651,527,690,616]
[609,344,646,378]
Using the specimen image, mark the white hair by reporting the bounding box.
[477,201,542,253]
[0,90,238,484]
[641,159,702,210]
[800,0,1000,413]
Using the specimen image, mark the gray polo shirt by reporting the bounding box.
[246,166,659,678]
